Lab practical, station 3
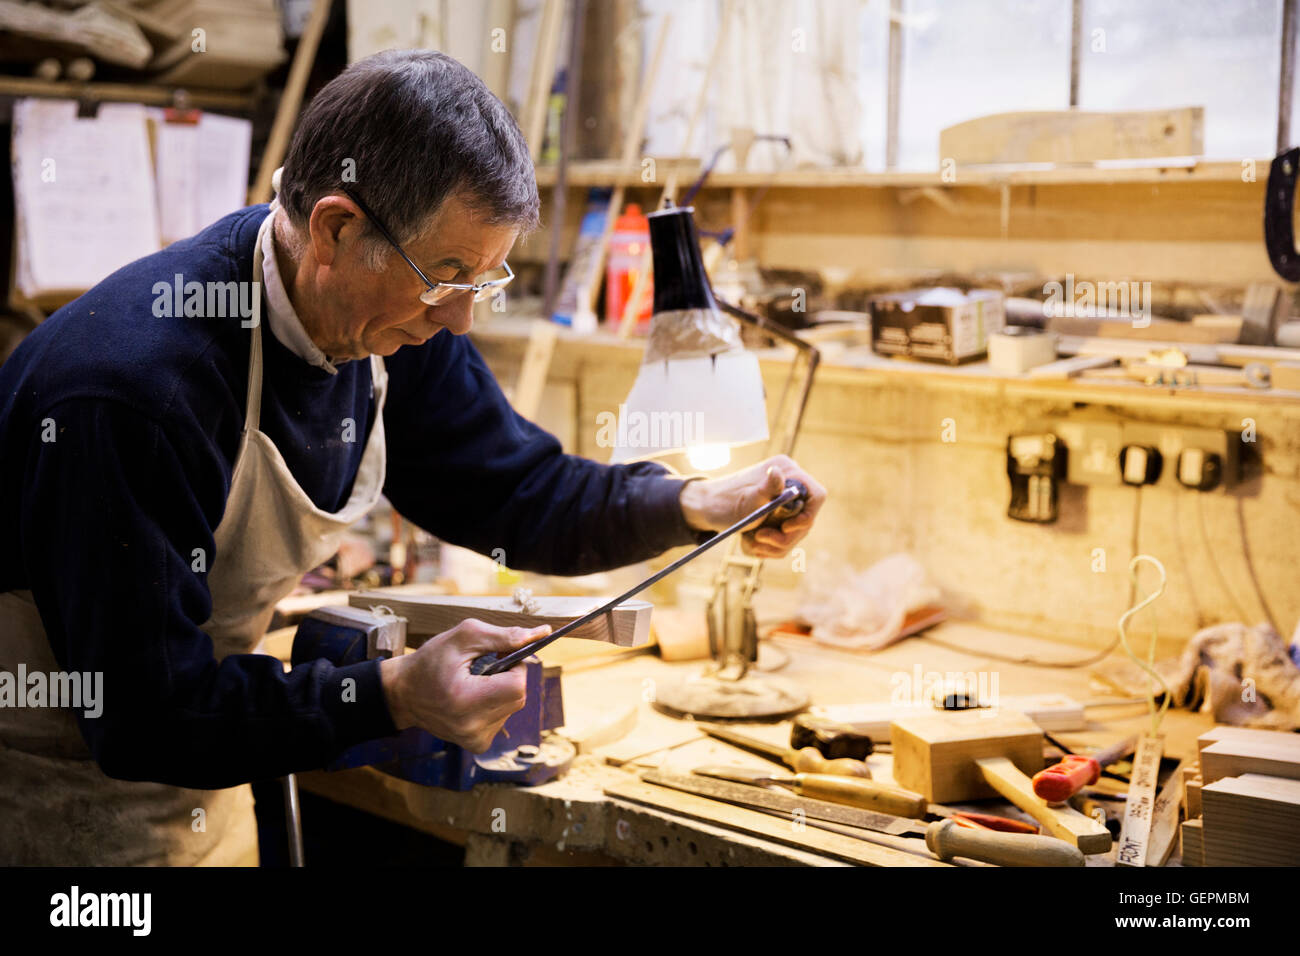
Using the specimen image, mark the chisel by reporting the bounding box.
[641,769,1083,867]
[694,764,928,818]
[470,480,809,675]
[699,723,872,778]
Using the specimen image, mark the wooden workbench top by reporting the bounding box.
[297,615,1211,866]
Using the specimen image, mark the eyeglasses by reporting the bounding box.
[339,185,514,305]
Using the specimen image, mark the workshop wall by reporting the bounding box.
[475,332,1300,658]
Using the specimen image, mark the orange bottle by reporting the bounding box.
[605,203,653,330]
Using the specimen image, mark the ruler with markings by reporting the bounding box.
[1115,734,1163,867]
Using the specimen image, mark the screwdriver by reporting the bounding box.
[470,479,810,675]
[700,723,873,778]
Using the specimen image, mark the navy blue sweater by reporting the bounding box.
[0,205,696,789]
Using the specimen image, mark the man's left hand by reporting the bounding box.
[678,455,826,559]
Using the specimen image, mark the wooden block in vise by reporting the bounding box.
[349,592,652,647]
[891,710,1111,854]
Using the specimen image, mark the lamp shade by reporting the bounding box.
[608,206,768,464]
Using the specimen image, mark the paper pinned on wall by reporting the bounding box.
[152,111,253,244]
[11,99,162,301]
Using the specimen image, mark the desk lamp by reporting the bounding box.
[611,206,820,719]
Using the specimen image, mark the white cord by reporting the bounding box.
[1117,554,1171,736]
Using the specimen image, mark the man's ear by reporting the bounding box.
[307,195,362,268]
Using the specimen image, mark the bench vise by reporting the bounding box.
[290,606,574,790]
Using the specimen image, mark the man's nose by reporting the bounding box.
[432,292,475,334]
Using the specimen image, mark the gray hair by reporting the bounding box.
[278,49,539,270]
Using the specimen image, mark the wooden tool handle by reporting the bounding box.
[792,774,928,818]
[925,818,1084,867]
[788,747,872,778]
[976,757,1112,854]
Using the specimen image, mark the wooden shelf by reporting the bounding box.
[533,158,1260,190]
[470,314,1300,405]
[0,76,257,112]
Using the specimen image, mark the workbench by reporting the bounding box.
[294,612,1212,867]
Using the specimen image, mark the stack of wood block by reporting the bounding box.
[145,0,285,88]
[1180,727,1300,867]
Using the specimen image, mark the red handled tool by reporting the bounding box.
[1032,735,1135,804]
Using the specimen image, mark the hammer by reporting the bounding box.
[890,710,1112,854]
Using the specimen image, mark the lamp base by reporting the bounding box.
[653,672,809,720]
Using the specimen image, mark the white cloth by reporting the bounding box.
[260,200,338,374]
[0,209,389,865]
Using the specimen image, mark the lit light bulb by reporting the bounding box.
[686,443,731,471]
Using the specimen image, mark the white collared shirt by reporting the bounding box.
[259,211,340,375]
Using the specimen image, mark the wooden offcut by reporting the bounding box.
[1201,774,1300,866]
[348,592,652,647]
[1180,818,1204,866]
[890,710,1043,803]
[939,107,1204,166]
[890,710,1111,854]
[1198,730,1300,785]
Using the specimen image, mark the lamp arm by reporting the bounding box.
[715,296,821,458]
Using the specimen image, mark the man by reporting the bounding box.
[0,50,825,865]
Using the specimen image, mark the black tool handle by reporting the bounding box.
[469,478,810,676]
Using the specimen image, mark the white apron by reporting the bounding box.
[0,209,389,865]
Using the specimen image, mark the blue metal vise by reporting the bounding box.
[291,607,574,790]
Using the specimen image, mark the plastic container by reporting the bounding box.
[605,203,653,330]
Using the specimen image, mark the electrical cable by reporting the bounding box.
[1234,496,1280,633]
[1116,554,1171,736]
[1194,492,1252,624]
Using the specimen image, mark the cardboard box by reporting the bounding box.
[870,288,1006,365]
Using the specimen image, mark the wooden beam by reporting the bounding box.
[886,0,903,170]
[522,0,566,161]
[940,108,1204,167]
[249,0,331,204]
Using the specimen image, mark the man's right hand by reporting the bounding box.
[379,619,550,753]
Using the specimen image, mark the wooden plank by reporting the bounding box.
[1201,773,1300,866]
[818,693,1085,741]
[1180,817,1204,866]
[1184,766,1203,819]
[603,778,951,867]
[521,0,565,161]
[248,0,330,204]
[509,319,559,419]
[348,592,652,647]
[1197,725,1300,756]
[1146,760,1185,867]
[1199,734,1300,785]
[940,108,1204,166]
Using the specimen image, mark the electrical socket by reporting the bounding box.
[1049,415,1241,492]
